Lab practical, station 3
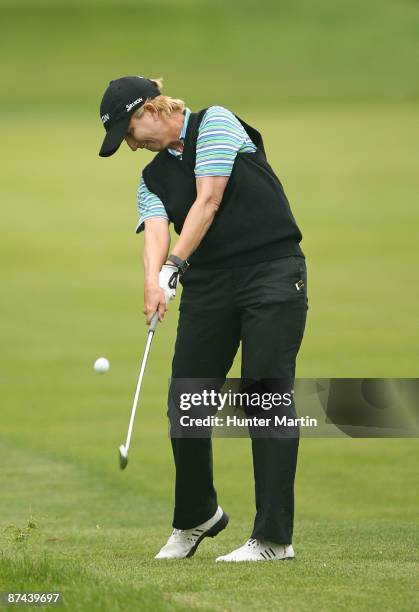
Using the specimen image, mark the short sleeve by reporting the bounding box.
[135,175,169,234]
[194,105,256,178]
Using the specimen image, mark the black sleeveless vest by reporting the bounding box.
[141,108,304,267]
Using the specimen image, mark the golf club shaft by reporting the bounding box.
[124,311,159,451]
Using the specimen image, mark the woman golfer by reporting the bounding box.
[99,76,308,562]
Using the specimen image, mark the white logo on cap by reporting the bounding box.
[126,97,143,112]
[101,113,110,124]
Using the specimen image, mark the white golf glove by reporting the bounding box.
[159,264,179,304]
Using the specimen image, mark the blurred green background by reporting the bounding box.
[1,1,418,610]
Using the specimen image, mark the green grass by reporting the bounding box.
[1,440,418,611]
[1,1,419,609]
[1,103,419,610]
[1,0,419,113]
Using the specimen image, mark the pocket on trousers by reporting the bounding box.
[259,256,308,304]
[291,257,309,309]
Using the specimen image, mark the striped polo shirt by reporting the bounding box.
[135,105,257,233]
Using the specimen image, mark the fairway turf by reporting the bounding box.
[1,439,418,611]
[2,0,419,608]
[1,105,418,610]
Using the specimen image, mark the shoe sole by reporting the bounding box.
[216,555,295,563]
[186,511,229,558]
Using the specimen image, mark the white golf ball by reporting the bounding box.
[94,357,110,374]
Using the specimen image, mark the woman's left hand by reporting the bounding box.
[159,264,179,303]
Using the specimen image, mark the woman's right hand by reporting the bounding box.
[144,280,168,324]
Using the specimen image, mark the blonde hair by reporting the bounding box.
[133,77,185,118]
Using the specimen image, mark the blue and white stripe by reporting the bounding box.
[135,105,257,233]
[136,177,168,228]
[195,106,256,177]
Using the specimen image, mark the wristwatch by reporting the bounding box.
[167,254,190,275]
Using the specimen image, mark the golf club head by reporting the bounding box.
[119,444,128,470]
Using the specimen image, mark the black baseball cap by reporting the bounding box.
[99,76,160,157]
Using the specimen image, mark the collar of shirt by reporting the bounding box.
[167,107,191,158]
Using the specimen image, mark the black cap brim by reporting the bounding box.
[99,117,130,157]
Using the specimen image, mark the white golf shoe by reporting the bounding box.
[155,505,229,559]
[216,538,295,562]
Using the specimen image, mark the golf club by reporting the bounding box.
[119,310,159,470]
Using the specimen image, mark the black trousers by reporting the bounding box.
[167,255,308,544]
